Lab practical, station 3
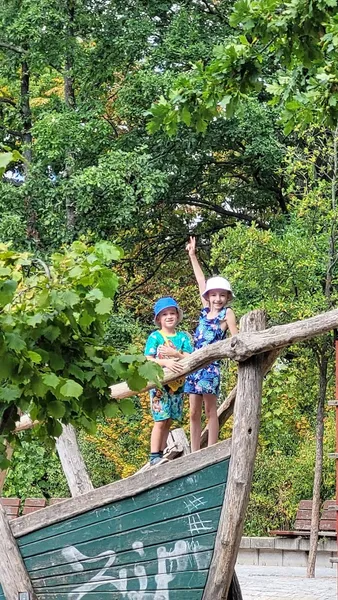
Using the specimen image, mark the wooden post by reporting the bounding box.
[56,424,94,497]
[203,309,266,600]
[0,503,36,600]
[165,428,191,457]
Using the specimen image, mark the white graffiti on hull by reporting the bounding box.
[61,539,209,600]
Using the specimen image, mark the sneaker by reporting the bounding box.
[149,456,163,466]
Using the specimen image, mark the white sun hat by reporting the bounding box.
[202,276,235,299]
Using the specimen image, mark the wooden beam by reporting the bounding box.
[14,415,38,433]
[110,307,338,399]
[165,427,191,457]
[55,424,94,497]
[200,348,280,448]
[0,504,36,600]
[203,309,266,600]
[11,439,231,538]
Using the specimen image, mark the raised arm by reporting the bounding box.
[186,236,208,307]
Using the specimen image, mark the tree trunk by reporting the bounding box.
[0,504,36,599]
[21,59,40,245]
[20,60,32,166]
[56,424,94,497]
[202,310,266,600]
[307,352,328,577]
[62,1,77,233]
[64,55,76,109]
[111,302,338,399]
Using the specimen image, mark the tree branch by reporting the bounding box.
[174,197,269,229]
[0,40,25,54]
[0,97,16,107]
[110,307,338,399]
[0,125,23,138]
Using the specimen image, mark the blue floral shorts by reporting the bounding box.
[150,386,184,421]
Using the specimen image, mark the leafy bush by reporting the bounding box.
[245,419,335,536]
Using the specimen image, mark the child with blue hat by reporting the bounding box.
[144,297,193,466]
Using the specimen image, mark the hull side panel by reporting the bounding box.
[17,459,229,600]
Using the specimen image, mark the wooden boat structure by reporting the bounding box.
[1,308,338,600]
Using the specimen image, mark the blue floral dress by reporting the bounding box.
[184,307,227,396]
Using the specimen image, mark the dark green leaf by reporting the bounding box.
[119,397,136,416]
[48,401,66,418]
[104,402,120,417]
[5,333,26,351]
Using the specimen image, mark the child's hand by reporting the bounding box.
[163,359,184,374]
[186,236,196,257]
[158,344,180,358]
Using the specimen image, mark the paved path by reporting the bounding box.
[236,565,337,600]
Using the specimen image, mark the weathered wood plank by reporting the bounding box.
[203,309,266,600]
[0,504,36,600]
[56,424,94,497]
[34,570,208,593]
[33,590,204,600]
[110,307,338,399]
[32,548,213,587]
[24,490,223,598]
[19,461,227,547]
[25,505,221,572]
[12,439,231,538]
[20,483,226,557]
[30,532,216,581]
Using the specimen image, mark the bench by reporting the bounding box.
[0,497,69,518]
[0,497,20,520]
[22,498,47,515]
[270,499,336,537]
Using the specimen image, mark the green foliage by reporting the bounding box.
[147,41,262,136]
[3,437,69,500]
[246,420,335,535]
[148,0,338,133]
[3,428,118,500]
[0,240,162,465]
[0,150,24,177]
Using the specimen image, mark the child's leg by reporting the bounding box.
[203,394,219,446]
[160,419,172,452]
[190,394,203,452]
[151,419,170,453]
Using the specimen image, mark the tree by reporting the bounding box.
[0,1,289,285]
[147,0,338,134]
[209,127,337,575]
[0,239,161,468]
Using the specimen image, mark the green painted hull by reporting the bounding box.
[10,442,233,599]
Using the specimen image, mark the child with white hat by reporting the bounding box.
[185,237,238,451]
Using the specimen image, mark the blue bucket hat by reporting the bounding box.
[154,297,183,324]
